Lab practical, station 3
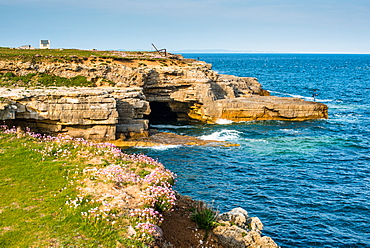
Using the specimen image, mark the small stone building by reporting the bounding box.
[17,45,35,49]
[39,40,50,49]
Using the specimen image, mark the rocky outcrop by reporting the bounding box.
[0,87,149,141]
[213,96,327,122]
[214,208,279,248]
[0,53,328,141]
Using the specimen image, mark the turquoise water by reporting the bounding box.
[126,54,370,247]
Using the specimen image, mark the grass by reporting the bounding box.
[0,47,173,63]
[0,134,80,247]
[190,202,218,240]
[0,131,125,247]
[0,47,110,59]
[0,47,192,89]
[191,206,218,231]
[0,72,96,87]
[0,127,177,247]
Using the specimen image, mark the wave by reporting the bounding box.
[330,113,360,124]
[281,129,301,134]
[243,138,269,143]
[215,119,234,124]
[199,130,242,141]
[138,145,182,150]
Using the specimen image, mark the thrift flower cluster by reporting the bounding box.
[135,222,160,244]
[128,166,176,244]
[140,185,177,213]
[129,208,164,226]
[65,195,92,208]
[80,205,118,227]
[127,154,163,167]
[143,167,176,186]
[0,125,177,245]
[97,164,140,184]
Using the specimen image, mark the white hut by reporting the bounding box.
[39,40,50,49]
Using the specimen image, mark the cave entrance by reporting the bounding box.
[145,102,178,124]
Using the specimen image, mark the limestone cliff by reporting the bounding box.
[0,87,149,141]
[0,50,328,141]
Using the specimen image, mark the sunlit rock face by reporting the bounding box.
[0,54,328,141]
[0,87,149,141]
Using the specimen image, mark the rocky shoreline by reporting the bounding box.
[1,49,328,142]
[110,131,240,148]
[1,125,279,247]
[158,194,280,248]
[0,49,324,247]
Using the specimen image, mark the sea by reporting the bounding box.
[125,54,370,247]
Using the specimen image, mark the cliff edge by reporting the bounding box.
[0,48,328,141]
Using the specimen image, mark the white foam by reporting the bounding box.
[215,119,234,124]
[139,145,182,150]
[199,130,242,141]
[281,129,300,134]
[330,113,360,123]
[243,138,269,143]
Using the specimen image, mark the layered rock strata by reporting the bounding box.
[0,87,149,141]
[0,54,328,141]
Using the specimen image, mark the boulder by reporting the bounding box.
[214,208,279,248]
[213,225,248,248]
[218,207,249,228]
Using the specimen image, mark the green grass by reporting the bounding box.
[0,47,118,60]
[190,203,219,241]
[191,207,218,231]
[0,132,143,247]
[0,134,74,247]
[0,47,171,63]
[0,128,177,247]
[0,72,96,87]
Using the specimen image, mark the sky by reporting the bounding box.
[1,0,369,53]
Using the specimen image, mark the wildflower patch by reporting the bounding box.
[0,125,177,246]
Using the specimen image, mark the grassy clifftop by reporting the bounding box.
[0,47,183,64]
[0,126,176,247]
[0,47,195,88]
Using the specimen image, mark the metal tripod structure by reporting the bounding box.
[151,43,167,57]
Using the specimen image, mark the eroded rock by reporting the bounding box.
[0,54,328,141]
[214,208,279,248]
[0,87,149,141]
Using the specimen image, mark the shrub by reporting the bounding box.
[191,203,218,231]
[4,72,15,78]
[0,72,94,87]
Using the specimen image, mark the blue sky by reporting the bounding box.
[1,0,369,53]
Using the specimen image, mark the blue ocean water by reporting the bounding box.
[126,54,370,247]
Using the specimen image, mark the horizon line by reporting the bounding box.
[2,46,369,55]
[170,50,370,55]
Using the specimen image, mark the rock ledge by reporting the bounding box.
[0,53,328,141]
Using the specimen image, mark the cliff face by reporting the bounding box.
[0,54,328,141]
[0,87,149,141]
